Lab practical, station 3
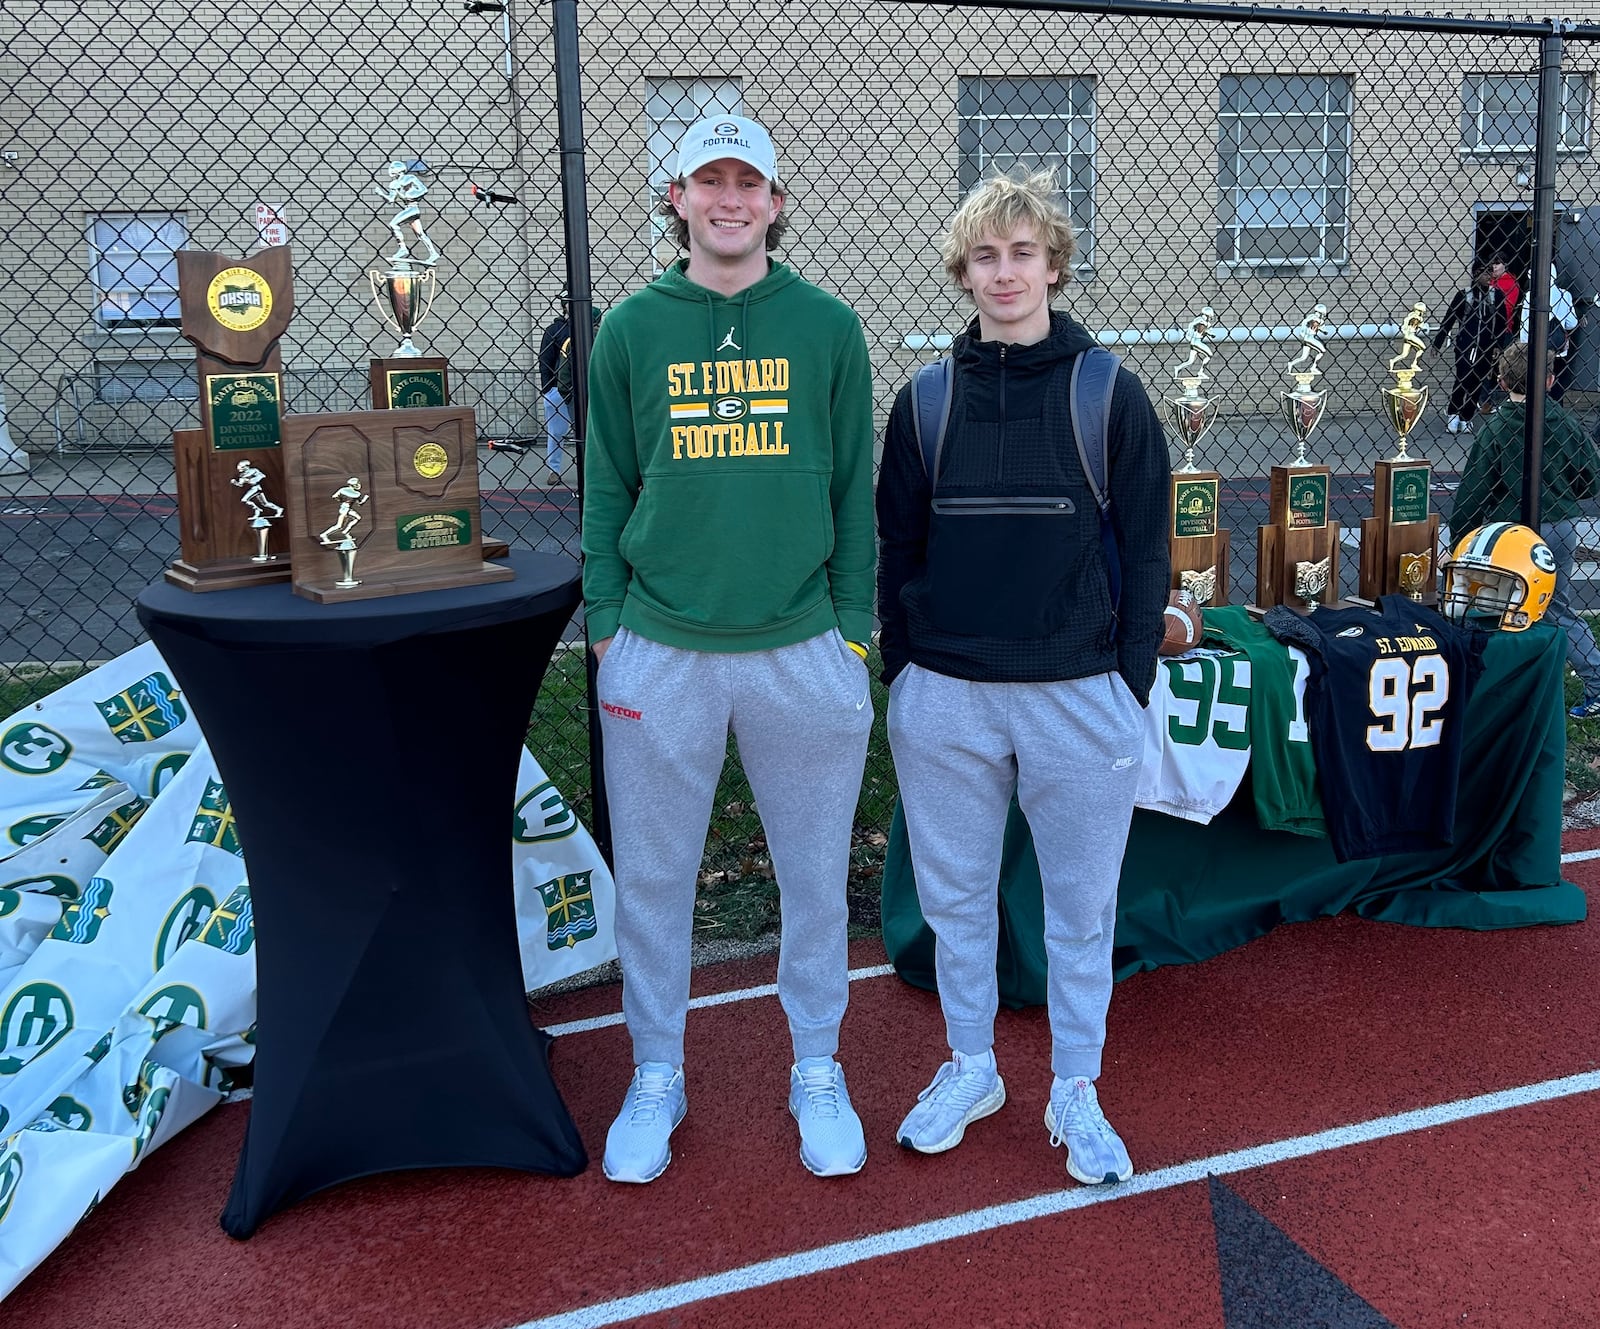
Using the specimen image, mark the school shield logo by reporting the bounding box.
[198,883,255,955]
[86,795,147,853]
[536,870,597,950]
[186,780,243,856]
[49,875,113,945]
[95,673,186,744]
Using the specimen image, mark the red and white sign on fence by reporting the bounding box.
[254,202,288,248]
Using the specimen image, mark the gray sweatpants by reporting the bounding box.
[597,627,873,1067]
[888,665,1144,1080]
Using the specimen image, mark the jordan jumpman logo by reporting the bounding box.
[717,327,741,352]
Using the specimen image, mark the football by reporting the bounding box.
[1159,589,1204,656]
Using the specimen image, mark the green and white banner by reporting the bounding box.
[0,644,615,1300]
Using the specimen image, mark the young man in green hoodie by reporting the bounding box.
[581,114,876,1182]
[1450,342,1600,716]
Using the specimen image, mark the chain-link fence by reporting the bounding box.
[5,1,1600,919]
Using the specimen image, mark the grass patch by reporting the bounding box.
[0,665,89,715]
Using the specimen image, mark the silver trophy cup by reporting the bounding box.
[369,267,437,358]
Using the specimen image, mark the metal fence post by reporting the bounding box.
[551,0,610,864]
[1522,19,1571,530]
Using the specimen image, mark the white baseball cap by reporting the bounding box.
[676,114,778,182]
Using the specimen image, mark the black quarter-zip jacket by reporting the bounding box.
[876,310,1172,703]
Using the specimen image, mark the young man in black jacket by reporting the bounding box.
[876,170,1170,1183]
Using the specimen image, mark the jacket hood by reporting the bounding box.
[647,258,800,304]
[951,309,1099,370]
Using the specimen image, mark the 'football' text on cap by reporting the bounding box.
[676,114,778,183]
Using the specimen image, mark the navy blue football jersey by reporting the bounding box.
[1264,598,1484,862]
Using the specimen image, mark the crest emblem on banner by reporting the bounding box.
[95,673,187,744]
[49,876,113,945]
[536,871,597,950]
[186,780,243,856]
[199,883,255,955]
[87,796,147,854]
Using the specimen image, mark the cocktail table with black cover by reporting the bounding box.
[136,550,588,1237]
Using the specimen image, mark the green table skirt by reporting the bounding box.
[882,623,1587,1007]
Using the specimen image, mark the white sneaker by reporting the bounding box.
[1045,1076,1133,1185]
[1447,414,1461,434]
[1460,419,1474,434]
[603,1062,686,1183]
[896,1052,1007,1153]
[789,1057,867,1176]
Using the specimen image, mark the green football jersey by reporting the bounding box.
[1201,605,1326,837]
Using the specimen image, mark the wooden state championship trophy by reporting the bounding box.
[1165,307,1231,607]
[1253,304,1341,613]
[1358,303,1440,604]
[367,159,449,411]
[165,247,296,590]
[280,405,512,602]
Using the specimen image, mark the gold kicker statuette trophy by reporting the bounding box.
[1164,306,1230,605]
[1252,304,1341,613]
[1358,303,1440,604]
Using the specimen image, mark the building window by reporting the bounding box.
[1217,75,1351,269]
[644,77,743,264]
[87,211,188,325]
[1460,73,1590,154]
[93,359,196,404]
[957,77,1096,269]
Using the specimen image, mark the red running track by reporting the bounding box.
[7,851,1600,1329]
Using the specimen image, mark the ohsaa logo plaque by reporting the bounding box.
[207,267,272,332]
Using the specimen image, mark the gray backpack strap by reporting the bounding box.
[1069,347,1119,518]
[911,355,954,491]
[1069,347,1122,640]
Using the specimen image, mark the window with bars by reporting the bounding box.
[1460,73,1591,154]
[1217,75,1351,269]
[957,76,1096,270]
[87,211,187,325]
[644,77,744,266]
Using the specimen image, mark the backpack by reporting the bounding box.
[555,308,602,398]
[910,346,1123,641]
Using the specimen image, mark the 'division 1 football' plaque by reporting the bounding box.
[166,246,296,591]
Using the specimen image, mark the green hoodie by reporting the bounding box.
[581,259,875,651]
[1450,396,1599,535]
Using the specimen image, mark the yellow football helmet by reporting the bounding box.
[1440,521,1557,631]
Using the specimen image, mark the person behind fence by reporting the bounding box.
[537,306,571,481]
[1451,342,1600,719]
[1518,265,1580,404]
[581,113,876,1183]
[875,169,1171,1183]
[1430,260,1499,435]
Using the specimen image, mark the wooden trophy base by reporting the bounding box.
[371,358,451,410]
[1170,469,1231,605]
[1248,465,1342,615]
[294,559,512,604]
[1356,457,1439,604]
[168,427,291,591]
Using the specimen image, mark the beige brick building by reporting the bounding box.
[4,0,1599,472]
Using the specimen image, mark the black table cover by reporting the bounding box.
[136,551,588,1237]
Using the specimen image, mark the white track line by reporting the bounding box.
[510,1069,1600,1329]
[1562,847,1600,864]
